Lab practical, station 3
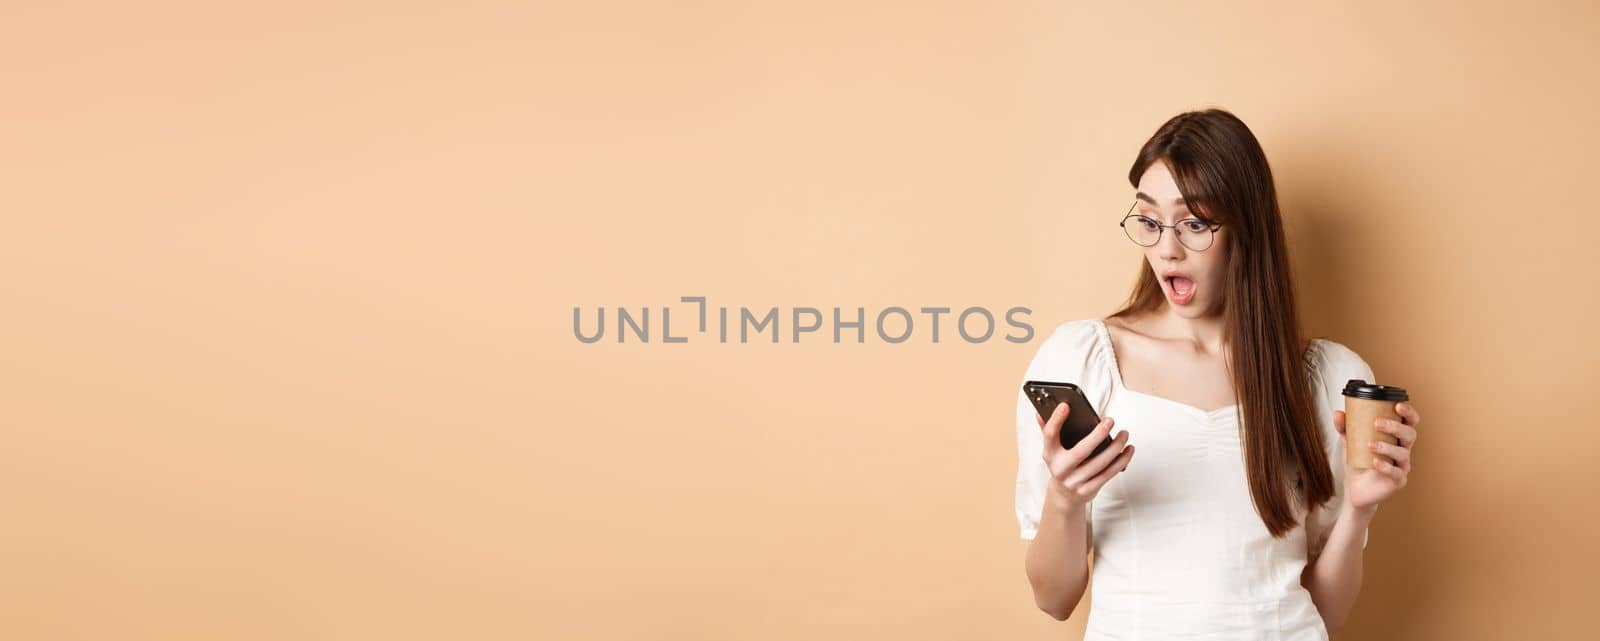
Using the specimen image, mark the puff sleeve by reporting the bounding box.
[1303,339,1375,561]
[1015,319,1116,540]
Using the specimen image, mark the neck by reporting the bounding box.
[1152,304,1227,355]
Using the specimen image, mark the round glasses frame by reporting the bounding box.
[1118,203,1224,252]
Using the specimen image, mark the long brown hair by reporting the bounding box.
[1109,109,1333,537]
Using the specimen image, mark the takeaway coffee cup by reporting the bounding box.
[1341,379,1410,469]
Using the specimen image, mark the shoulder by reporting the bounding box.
[1027,318,1111,370]
[1020,318,1115,409]
[1039,318,1103,350]
[1304,337,1377,403]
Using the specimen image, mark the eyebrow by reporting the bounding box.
[1135,191,1188,208]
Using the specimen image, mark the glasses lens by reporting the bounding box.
[1123,215,1160,246]
[1176,220,1214,251]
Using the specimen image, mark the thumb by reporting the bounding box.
[1332,409,1346,437]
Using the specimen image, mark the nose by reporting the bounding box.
[1157,225,1186,261]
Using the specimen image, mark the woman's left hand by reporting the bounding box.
[1332,402,1420,512]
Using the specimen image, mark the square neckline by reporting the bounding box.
[1091,318,1241,419]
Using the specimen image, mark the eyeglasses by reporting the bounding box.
[1119,203,1224,252]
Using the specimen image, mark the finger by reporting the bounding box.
[1373,458,1408,487]
[1039,403,1068,458]
[1076,445,1136,496]
[1370,440,1410,466]
[1396,402,1422,426]
[1037,400,1069,430]
[1332,409,1346,436]
[1048,454,1076,481]
[1376,418,1418,448]
[1064,429,1130,487]
[1066,417,1115,464]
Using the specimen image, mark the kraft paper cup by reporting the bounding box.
[1341,379,1409,469]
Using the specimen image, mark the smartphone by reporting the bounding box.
[1023,380,1114,459]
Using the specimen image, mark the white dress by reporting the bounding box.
[1015,319,1374,640]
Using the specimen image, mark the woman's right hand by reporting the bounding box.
[1036,403,1134,509]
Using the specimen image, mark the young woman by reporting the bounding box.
[1014,109,1422,640]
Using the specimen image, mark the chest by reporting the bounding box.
[1110,335,1236,414]
[1094,394,1266,538]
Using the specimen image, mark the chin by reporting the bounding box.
[1168,298,1219,318]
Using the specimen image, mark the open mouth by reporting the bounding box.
[1165,275,1197,304]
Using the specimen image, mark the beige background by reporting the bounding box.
[3,1,1596,639]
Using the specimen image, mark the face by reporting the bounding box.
[1130,162,1230,318]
